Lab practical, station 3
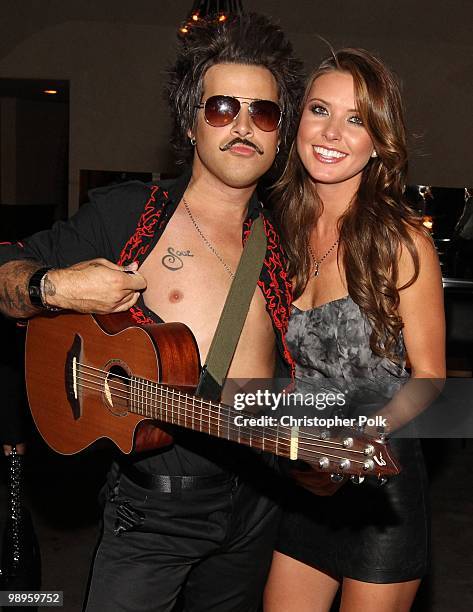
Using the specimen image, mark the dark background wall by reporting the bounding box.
[0,0,472,213]
[15,98,68,206]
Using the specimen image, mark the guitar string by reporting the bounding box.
[75,373,290,447]
[72,388,371,469]
[73,378,372,468]
[73,380,376,469]
[74,364,371,451]
[76,362,357,448]
[74,368,353,450]
[76,375,287,450]
[73,373,371,463]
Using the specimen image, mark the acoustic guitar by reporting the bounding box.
[25,312,400,482]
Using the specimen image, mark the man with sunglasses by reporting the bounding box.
[0,13,303,612]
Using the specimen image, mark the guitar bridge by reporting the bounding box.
[65,333,82,420]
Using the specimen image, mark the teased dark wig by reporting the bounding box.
[166,12,304,167]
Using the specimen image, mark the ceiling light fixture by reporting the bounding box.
[178,0,244,37]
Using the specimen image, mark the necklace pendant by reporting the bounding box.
[313,262,319,277]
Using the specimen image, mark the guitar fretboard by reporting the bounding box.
[129,376,293,458]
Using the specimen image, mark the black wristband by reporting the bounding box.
[28,267,61,311]
[28,267,51,309]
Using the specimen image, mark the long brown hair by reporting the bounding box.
[273,48,426,360]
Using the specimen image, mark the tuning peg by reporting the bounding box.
[377,476,388,486]
[330,473,344,483]
[339,459,351,470]
[342,437,354,448]
[350,475,365,485]
[318,457,330,469]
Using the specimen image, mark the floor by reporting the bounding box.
[1,438,472,612]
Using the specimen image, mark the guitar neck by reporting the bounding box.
[129,377,293,459]
[25,312,398,477]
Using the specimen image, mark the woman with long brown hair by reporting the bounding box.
[264,49,445,611]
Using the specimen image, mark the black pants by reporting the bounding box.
[84,465,280,612]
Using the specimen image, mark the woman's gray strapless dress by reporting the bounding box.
[276,296,430,583]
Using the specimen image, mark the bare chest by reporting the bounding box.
[138,215,275,376]
[294,255,348,310]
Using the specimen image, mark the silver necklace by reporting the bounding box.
[308,239,339,277]
[182,197,235,279]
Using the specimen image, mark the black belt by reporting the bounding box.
[121,464,234,492]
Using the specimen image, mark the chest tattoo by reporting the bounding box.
[161,246,194,271]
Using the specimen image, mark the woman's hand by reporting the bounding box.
[290,465,347,496]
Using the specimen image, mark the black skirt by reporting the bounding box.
[276,438,430,583]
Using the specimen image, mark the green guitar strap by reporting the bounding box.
[196,215,267,401]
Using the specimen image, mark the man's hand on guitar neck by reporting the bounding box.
[0,259,147,318]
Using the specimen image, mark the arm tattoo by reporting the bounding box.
[1,284,30,311]
[0,260,43,317]
[43,275,56,298]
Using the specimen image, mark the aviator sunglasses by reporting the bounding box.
[196,95,282,132]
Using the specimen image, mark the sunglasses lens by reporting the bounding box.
[204,95,240,127]
[250,100,281,131]
[202,96,281,131]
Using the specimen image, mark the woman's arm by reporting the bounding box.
[398,230,446,379]
[368,231,445,435]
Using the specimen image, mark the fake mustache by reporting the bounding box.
[219,138,264,155]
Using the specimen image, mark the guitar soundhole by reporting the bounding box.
[103,362,131,417]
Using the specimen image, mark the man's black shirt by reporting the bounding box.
[0,171,294,475]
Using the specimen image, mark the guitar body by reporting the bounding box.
[25,312,201,455]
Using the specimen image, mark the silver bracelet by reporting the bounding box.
[39,269,62,311]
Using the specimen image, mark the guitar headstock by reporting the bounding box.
[295,427,401,480]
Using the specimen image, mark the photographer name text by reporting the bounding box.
[233,414,388,428]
